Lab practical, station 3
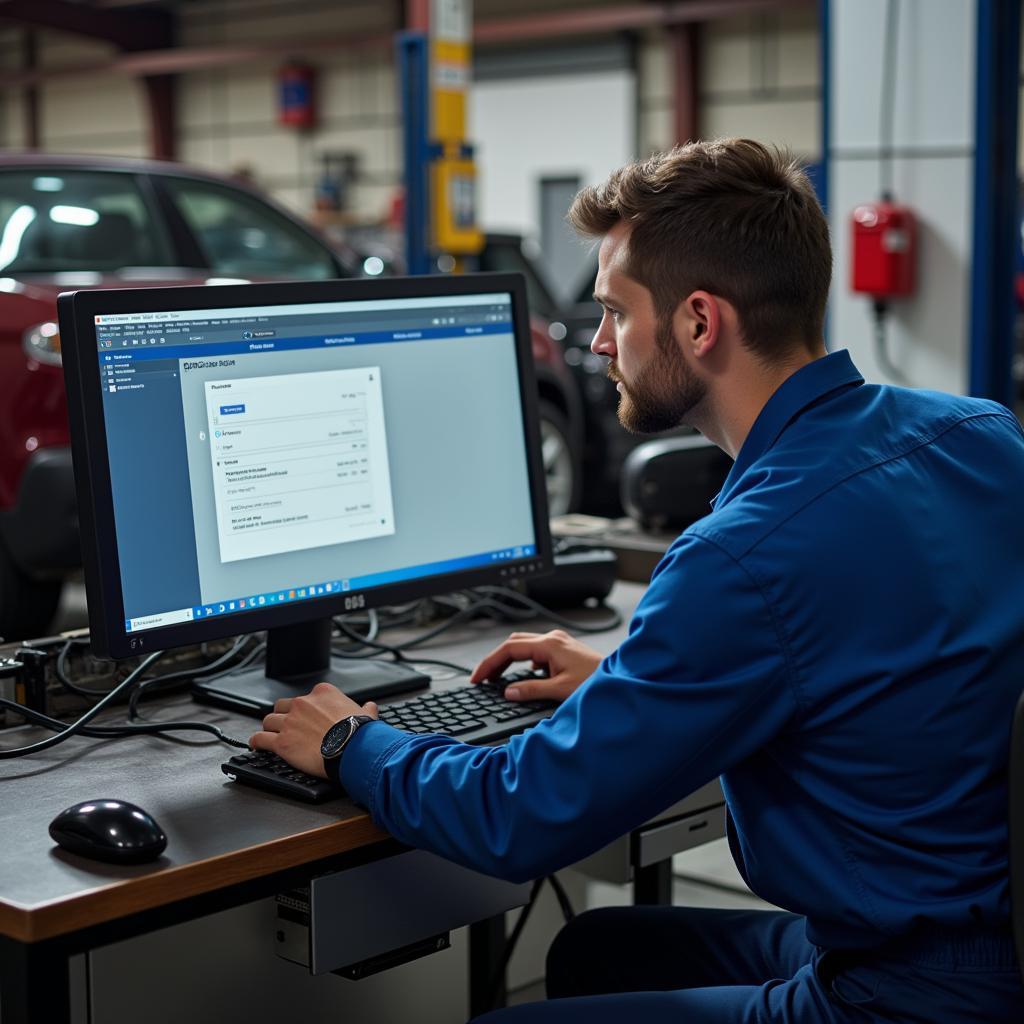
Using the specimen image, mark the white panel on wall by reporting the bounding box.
[828,0,979,396]
[178,74,219,131]
[226,71,276,126]
[776,9,820,89]
[832,0,975,151]
[639,32,672,105]
[225,128,301,178]
[640,105,674,155]
[178,135,219,169]
[469,70,635,238]
[702,16,757,93]
[702,98,819,155]
[42,77,145,145]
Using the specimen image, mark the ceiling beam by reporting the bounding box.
[0,0,811,86]
[0,0,172,51]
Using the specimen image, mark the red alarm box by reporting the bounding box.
[850,202,917,298]
[278,63,316,129]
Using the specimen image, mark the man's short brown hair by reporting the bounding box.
[568,138,832,360]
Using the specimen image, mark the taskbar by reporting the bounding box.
[125,543,538,634]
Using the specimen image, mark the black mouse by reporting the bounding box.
[48,799,167,864]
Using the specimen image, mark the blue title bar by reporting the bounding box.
[111,322,509,364]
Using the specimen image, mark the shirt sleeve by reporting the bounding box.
[339,533,799,883]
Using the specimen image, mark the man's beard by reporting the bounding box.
[608,321,707,434]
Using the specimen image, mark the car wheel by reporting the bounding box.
[538,400,580,518]
[0,539,62,642]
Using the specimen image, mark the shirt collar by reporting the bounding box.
[713,349,865,509]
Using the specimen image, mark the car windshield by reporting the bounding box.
[162,176,337,279]
[0,170,176,274]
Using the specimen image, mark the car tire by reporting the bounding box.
[0,539,62,642]
[538,400,581,518]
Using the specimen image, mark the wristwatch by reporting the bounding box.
[320,714,375,782]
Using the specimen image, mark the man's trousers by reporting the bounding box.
[473,906,1023,1023]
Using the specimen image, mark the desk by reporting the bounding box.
[0,583,725,1023]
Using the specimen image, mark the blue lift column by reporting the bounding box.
[397,0,483,276]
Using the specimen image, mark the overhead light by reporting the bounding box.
[362,256,385,276]
[0,205,36,270]
[50,205,100,226]
[32,176,64,192]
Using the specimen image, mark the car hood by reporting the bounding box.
[5,270,263,304]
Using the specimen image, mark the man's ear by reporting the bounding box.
[674,290,721,358]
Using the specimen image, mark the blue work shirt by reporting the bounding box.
[341,349,1024,950]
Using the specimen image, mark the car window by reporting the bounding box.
[478,241,559,320]
[0,170,175,273]
[163,178,336,279]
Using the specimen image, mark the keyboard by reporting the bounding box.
[221,670,556,803]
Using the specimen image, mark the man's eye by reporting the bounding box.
[607,308,621,322]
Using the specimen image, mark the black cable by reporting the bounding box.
[872,299,909,384]
[879,0,900,202]
[474,586,623,634]
[128,635,256,719]
[333,620,472,675]
[55,638,118,698]
[0,651,165,759]
[0,698,248,748]
[488,877,545,1011]
[546,873,576,922]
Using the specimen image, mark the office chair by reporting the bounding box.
[1011,686,1024,986]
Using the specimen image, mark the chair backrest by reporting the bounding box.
[1010,687,1024,986]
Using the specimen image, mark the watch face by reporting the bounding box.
[321,719,354,758]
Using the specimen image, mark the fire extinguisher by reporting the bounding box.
[278,63,316,129]
[849,200,918,384]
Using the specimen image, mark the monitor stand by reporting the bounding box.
[192,618,430,718]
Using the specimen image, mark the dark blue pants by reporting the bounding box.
[473,907,1024,1023]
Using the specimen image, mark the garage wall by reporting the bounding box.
[827,0,977,393]
[637,8,821,160]
[176,0,399,220]
[2,5,822,230]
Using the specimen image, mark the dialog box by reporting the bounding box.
[204,367,395,563]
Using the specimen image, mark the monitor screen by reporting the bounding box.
[59,275,552,663]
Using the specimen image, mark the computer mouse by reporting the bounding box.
[48,799,167,864]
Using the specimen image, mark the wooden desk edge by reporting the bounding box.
[0,813,391,944]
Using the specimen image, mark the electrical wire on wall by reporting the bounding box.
[870,0,911,386]
[860,0,925,385]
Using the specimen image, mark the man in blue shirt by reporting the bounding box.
[251,139,1024,1021]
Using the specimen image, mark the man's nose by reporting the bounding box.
[591,319,615,358]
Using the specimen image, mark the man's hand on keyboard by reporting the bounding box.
[248,683,379,778]
[470,629,602,704]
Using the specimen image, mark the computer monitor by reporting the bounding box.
[58,274,553,713]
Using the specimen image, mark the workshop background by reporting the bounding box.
[0,1,1019,1022]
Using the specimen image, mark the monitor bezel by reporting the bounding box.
[58,273,553,660]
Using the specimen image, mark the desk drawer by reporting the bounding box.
[276,849,528,975]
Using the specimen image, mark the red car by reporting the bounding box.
[0,154,581,640]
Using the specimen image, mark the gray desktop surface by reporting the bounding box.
[0,581,723,940]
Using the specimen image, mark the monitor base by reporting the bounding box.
[192,657,430,718]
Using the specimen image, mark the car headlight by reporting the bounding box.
[23,321,62,366]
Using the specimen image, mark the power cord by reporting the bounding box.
[0,698,248,748]
[0,651,164,759]
[487,874,576,1011]
[55,637,119,698]
[473,586,623,634]
[128,635,259,720]
[0,645,255,758]
[872,299,909,385]
[333,620,472,675]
